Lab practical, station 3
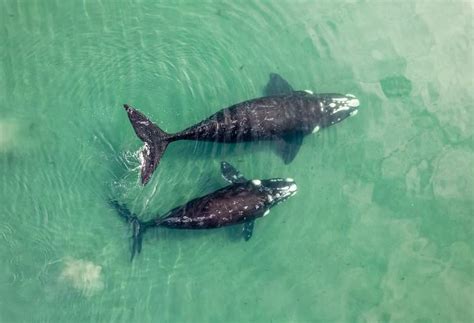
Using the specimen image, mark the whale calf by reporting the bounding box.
[110,161,297,260]
[124,73,360,185]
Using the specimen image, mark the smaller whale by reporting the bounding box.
[124,73,360,185]
[110,161,297,260]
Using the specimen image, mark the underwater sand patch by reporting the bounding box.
[0,120,18,152]
[59,258,104,297]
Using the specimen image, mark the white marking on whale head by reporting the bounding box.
[312,125,320,133]
[260,179,298,207]
[350,110,359,117]
[304,89,314,94]
[263,209,270,217]
[251,179,262,186]
[330,102,350,114]
[346,94,360,108]
[289,183,298,196]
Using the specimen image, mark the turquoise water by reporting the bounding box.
[1,1,473,322]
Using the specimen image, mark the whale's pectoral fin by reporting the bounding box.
[275,133,304,164]
[263,73,294,96]
[242,220,255,241]
[221,161,247,184]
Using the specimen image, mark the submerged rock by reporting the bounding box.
[380,75,413,98]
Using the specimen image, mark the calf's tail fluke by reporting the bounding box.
[123,104,172,185]
[129,216,145,262]
[109,200,148,261]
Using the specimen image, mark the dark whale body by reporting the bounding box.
[110,162,297,260]
[124,73,360,185]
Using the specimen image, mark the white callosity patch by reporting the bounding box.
[346,93,360,108]
[268,181,298,203]
[326,94,360,116]
[304,89,314,94]
[282,183,297,193]
[264,179,299,204]
[251,179,262,186]
[312,125,320,133]
[263,209,270,217]
[59,258,104,297]
[289,183,298,195]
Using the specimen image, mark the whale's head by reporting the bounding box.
[318,93,360,128]
[251,177,298,207]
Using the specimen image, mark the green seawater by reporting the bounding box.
[1,1,473,322]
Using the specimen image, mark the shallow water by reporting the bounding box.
[0,1,473,322]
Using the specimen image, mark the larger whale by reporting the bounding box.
[124,73,360,185]
[110,161,297,260]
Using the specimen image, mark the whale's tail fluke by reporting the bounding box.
[129,216,145,261]
[109,200,148,261]
[123,104,172,185]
